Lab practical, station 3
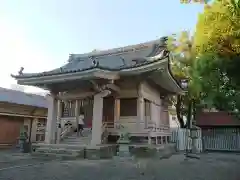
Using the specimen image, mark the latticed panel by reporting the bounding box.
[61,98,93,120]
[36,119,46,133]
[62,100,76,117]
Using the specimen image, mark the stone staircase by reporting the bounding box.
[32,129,92,159]
[61,129,92,145]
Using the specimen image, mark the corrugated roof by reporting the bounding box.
[0,87,48,108]
[196,112,240,126]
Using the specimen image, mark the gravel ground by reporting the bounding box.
[0,152,239,180]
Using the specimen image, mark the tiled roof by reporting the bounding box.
[0,87,48,108]
[12,37,168,78]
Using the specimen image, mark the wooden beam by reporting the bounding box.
[106,83,120,93]
[0,112,46,118]
[57,91,96,100]
[93,71,119,80]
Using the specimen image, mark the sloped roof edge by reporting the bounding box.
[0,87,48,108]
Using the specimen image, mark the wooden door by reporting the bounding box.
[0,116,23,145]
[103,96,115,126]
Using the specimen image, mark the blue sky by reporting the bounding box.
[0,0,204,93]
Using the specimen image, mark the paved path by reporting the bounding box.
[0,152,239,180]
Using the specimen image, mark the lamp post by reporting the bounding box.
[180,79,200,160]
[181,79,188,90]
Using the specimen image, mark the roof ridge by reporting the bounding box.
[69,37,167,61]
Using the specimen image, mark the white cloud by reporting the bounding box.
[0,20,59,94]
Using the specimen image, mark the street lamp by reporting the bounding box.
[180,79,200,159]
[181,79,188,90]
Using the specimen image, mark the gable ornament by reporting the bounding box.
[18,67,24,75]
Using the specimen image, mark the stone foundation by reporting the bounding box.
[129,143,176,159]
[85,144,117,160]
[31,143,85,160]
[30,143,176,160]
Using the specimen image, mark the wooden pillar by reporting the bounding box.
[45,94,57,144]
[137,96,145,130]
[56,100,62,144]
[114,98,120,128]
[30,118,38,142]
[91,90,110,146]
[91,94,103,145]
[148,135,152,145]
[160,136,164,144]
[75,100,79,136]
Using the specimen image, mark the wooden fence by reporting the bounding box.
[171,127,240,152]
[171,128,203,152]
[201,127,240,152]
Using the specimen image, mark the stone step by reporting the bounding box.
[32,146,85,160]
[62,142,89,145]
[63,138,90,142]
[66,134,92,138]
[65,136,91,140]
[62,136,92,143]
[35,147,80,155]
[32,152,84,160]
[32,143,86,150]
[63,137,91,142]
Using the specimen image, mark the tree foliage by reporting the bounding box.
[168,0,240,127]
[193,0,240,115]
[194,0,240,56]
[167,31,200,128]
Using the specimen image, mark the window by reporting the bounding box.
[120,98,137,116]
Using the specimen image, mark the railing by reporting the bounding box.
[109,121,170,133]
[146,121,170,133]
[60,123,73,140]
[101,122,109,144]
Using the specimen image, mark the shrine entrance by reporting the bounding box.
[80,97,94,128]
[61,96,114,129]
[61,97,94,128]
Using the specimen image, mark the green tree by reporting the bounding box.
[168,0,240,127]
[194,0,240,56]
[167,31,201,128]
[193,0,240,115]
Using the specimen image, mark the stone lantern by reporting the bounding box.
[117,125,131,157]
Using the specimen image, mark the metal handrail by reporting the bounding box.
[101,122,109,144]
[60,124,73,140]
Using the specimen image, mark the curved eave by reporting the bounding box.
[166,54,185,94]
[149,69,184,95]
[148,54,184,95]
[12,57,169,86]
